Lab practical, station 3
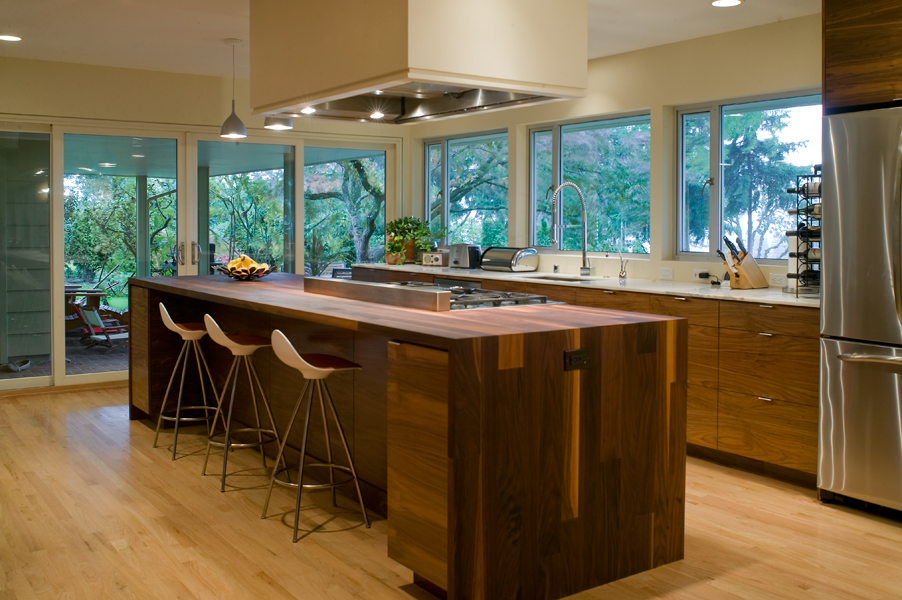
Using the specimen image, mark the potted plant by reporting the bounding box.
[385,217,445,264]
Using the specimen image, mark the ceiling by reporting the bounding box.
[0,0,820,79]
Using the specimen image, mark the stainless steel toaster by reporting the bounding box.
[480,247,540,272]
[449,244,482,268]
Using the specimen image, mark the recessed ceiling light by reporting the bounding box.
[374,90,384,95]
[77,167,93,172]
[99,162,116,168]
[300,106,316,115]
[712,0,741,6]
[371,111,385,119]
[423,116,432,120]
[0,35,22,42]
[132,154,145,158]
[39,188,49,193]
[360,119,367,123]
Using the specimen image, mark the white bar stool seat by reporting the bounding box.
[262,329,370,542]
[153,303,219,460]
[201,314,283,492]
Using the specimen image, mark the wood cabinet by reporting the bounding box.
[576,288,650,312]
[824,0,902,112]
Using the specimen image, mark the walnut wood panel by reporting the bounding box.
[649,295,719,328]
[576,288,650,313]
[688,324,718,390]
[446,319,686,599]
[387,341,449,590]
[717,390,818,474]
[718,329,819,406]
[128,285,150,416]
[687,384,717,449]
[351,266,434,283]
[719,300,819,338]
[824,0,902,112]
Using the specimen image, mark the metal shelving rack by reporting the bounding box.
[785,165,822,298]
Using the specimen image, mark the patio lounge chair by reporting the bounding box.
[81,306,129,352]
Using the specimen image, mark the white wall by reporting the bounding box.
[407,14,822,283]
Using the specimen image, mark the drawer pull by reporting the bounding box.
[674,297,688,301]
[758,332,773,337]
[759,304,774,308]
[758,396,773,402]
[604,291,615,294]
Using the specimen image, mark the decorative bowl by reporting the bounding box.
[216,255,276,281]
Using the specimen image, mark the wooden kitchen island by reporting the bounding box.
[129,273,687,600]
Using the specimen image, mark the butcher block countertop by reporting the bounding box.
[130,273,680,345]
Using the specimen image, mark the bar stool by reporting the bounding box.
[153,303,218,460]
[262,329,370,542]
[201,314,283,492]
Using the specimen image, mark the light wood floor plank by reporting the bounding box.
[2,385,902,599]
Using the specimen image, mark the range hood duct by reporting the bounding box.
[250,0,587,124]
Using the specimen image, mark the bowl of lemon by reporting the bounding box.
[216,255,275,281]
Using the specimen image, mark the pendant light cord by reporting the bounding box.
[231,44,236,101]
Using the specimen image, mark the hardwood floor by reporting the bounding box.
[2,385,902,599]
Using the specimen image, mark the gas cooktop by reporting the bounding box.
[389,281,554,310]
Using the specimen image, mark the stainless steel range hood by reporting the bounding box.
[249,0,587,124]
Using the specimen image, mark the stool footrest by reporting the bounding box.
[159,405,216,423]
[270,463,354,490]
[208,428,277,449]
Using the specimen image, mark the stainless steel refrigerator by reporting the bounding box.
[821,106,902,511]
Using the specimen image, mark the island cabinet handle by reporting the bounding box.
[758,332,774,337]
[759,304,774,308]
[758,396,773,402]
[603,291,615,294]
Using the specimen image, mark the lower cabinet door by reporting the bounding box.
[717,390,817,473]
[687,384,717,449]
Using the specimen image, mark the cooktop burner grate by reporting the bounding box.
[388,281,551,309]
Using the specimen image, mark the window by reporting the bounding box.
[678,94,822,260]
[424,132,508,247]
[531,115,651,254]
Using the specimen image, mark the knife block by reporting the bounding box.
[731,254,769,289]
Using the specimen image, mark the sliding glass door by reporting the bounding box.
[63,133,178,374]
[0,131,52,381]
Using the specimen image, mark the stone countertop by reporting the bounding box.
[352,264,821,308]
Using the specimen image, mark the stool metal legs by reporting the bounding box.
[153,338,218,460]
[202,354,283,492]
[261,377,370,542]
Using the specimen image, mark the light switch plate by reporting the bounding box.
[659,267,673,280]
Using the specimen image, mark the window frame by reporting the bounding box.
[423,129,510,246]
[675,90,822,264]
[528,111,652,256]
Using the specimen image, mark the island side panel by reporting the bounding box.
[386,341,449,590]
[128,284,150,417]
[446,319,686,600]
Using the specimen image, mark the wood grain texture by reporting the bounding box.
[824,0,902,112]
[719,300,819,338]
[387,342,449,589]
[718,328,819,406]
[687,324,718,390]
[648,295,719,328]
[577,288,651,313]
[128,284,150,415]
[717,390,818,474]
[11,384,897,600]
[686,384,717,449]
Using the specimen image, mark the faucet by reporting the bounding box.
[550,182,592,276]
[617,223,628,284]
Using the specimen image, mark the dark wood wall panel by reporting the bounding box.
[824,0,902,112]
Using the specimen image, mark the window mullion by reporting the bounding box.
[709,106,721,260]
[552,125,561,250]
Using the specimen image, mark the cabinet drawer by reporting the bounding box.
[718,390,817,474]
[576,289,650,313]
[687,384,717,449]
[718,329,819,406]
[649,295,719,328]
[720,301,819,338]
[688,325,718,389]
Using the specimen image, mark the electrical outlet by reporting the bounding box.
[564,349,590,371]
[769,273,787,286]
[659,267,673,280]
[693,269,709,280]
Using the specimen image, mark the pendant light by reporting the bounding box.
[221,39,247,139]
[264,116,294,130]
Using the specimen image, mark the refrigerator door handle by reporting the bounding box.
[892,132,902,327]
[838,352,902,369]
